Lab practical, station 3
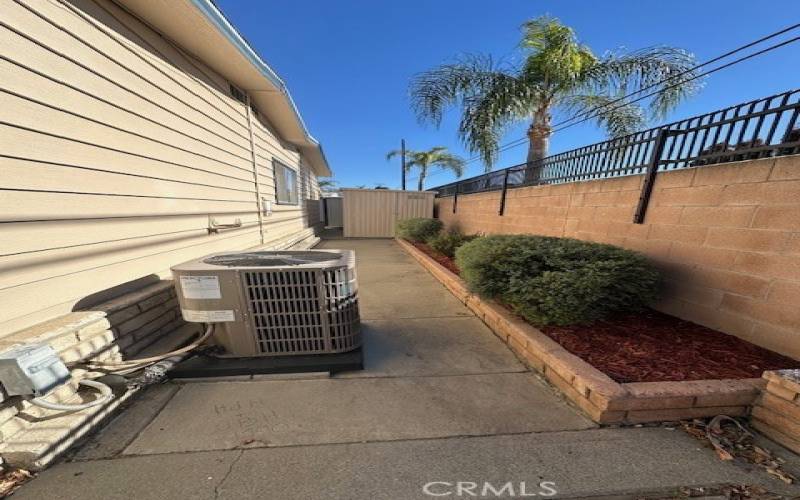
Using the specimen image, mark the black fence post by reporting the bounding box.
[633,130,673,224]
[498,169,510,216]
[452,182,460,213]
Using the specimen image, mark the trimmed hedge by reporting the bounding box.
[455,235,660,325]
[427,229,479,258]
[396,218,443,242]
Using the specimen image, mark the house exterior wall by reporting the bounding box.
[436,155,800,359]
[0,0,322,336]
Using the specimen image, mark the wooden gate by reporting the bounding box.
[323,197,343,227]
[342,189,435,237]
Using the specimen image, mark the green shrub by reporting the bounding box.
[395,218,443,242]
[455,235,660,325]
[427,229,479,258]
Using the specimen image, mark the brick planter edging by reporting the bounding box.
[396,238,764,424]
[750,370,800,453]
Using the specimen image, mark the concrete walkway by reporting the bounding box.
[14,238,800,499]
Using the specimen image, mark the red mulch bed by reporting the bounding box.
[541,310,800,383]
[409,241,461,275]
[409,241,800,383]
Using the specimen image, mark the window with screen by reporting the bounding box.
[274,161,298,204]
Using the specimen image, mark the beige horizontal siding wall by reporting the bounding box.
[0,0,320,336]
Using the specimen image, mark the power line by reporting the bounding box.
[410,24,800,184]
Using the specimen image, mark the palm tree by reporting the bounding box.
[410,16,701,175]
[386,146,466,191]
[318,179,338,192]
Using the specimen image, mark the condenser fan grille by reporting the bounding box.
[204,251,342,267]
[242,268,360,355]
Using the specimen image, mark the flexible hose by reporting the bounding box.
[88,324,215,371]
[28,379,113,412]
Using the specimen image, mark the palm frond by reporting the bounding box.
[562,94,646,137]
[520,16,596,93]
[584,47,702,120]
[409,54,515,127]
[430,153,466,178]
[458,74,538,169]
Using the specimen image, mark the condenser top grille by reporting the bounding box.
[203,251,343,267]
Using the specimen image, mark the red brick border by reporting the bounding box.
[397,237,764,424]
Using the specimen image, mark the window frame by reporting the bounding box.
[273,159,299,205]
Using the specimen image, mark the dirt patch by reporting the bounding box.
[408,241,461,275]
[541,310,800,383]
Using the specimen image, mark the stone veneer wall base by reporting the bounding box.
[0,282,201,470]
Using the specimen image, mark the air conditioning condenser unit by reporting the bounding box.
[171,250,360,357]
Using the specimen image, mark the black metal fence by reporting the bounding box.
[431,89,800,221]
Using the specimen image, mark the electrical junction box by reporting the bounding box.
[0,343,70,397]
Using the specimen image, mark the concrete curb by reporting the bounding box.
[396,237,763,425]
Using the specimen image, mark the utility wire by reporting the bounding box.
[409,24,800,184]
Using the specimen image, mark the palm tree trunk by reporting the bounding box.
[417,164,426,191]
[524,110,552,184]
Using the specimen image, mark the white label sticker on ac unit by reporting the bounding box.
[179,275,221,299]
[182,309,235,322]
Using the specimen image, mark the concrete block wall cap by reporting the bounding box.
[540,349,601,386]
[571,369,627,400]
[765,381,798,402]
[137,291,173,312]
[74,319,114,341]
[623,379,761,398]
[91,281,176,314]
[0,311,107,349]
[511,322,568,356]
[764,369,800,394]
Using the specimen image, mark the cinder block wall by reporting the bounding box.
[436,155,800,359]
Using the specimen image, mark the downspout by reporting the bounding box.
[245,94,265,244]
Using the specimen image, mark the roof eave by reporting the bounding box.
[118,0,331,177]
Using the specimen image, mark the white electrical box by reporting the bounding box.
[0,344,70,397]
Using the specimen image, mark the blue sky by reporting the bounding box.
[216,0,800,189]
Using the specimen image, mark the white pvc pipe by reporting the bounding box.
[29,379,113,412]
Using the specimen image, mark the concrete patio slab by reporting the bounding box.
[15,429,797,500]
[319,238,473,319]
[70,384,179,461]
[338,317,525,378]
[11,449,240,500]
[357,278,472,320]
[217,428,797,499]
[123,373,594,455]
[320,240,471,319]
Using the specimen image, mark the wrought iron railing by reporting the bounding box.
[431,89,800,219]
